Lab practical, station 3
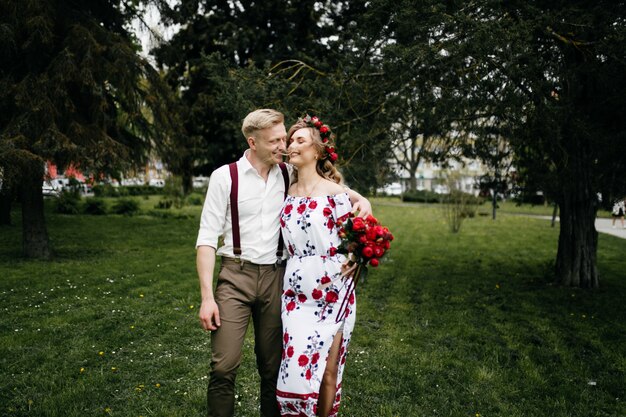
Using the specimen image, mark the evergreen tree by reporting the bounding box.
[0,0,178,258]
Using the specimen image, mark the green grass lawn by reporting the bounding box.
[1,199,625,417]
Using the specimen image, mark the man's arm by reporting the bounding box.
[345,187,372,218]
[197,245,221,331]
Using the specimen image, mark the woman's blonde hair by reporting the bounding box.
[241,109,284,138]
[287,118,343,184]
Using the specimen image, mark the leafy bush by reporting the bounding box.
[83,198,108,215]
[111,198,140,216]
[402,190,441,203]
[163,176,185,208]
[55,192,81,214]
[186,194,204,206]
[155,199,173,209]
[92,184,119,197]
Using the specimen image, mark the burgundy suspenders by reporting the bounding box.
[228,162,290,261]
[276,163,289,258]
[228,163,242,256]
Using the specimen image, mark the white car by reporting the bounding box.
[42,181,61,196]
[149,179,165,187]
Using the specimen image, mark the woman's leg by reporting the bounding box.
[317,331,343,417]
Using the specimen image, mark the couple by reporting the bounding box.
[196,109,371,417]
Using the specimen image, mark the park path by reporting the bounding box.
[372,201,626,240]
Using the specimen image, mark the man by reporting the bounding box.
[196,109,371,417]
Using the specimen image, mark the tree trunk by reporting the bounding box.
[0,186,13,226]
[492,191,497,220]
[19,165,52,259]
[408,175,417,192]
[182,171,193,195]
[551,203,558,228]
[554,139,598,288]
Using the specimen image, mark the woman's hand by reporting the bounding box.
[341,260,358,279]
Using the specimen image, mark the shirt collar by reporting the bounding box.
[240,149,282,177]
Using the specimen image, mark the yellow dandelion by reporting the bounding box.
[98,351,104,356]
[139,294,144,298]
[80,367,85,373]
[495,284,500,289]
[130,325,135,329]
[104,407,112,413]
[189,305,194,309]
[155,383,161,388]
[111,367,117,372]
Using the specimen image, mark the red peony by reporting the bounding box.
[305,369,312,380]
[374,246,385,258]
[326,146,335,153]
[284,332,290,344]
[362,246,374,258]
[284,289,295,297]
[298,293,307,303]
[329,246,338,256]
[309,200,318,209]
[327,218,335,230]
[352,217,365,231]
[325,291,339,303]
[287,346,294,357]
[311,352,320,364]
[329,153,338,162]
[298,355,309,367]
[319,125,329,134]
[286,301,296,312]
[323,207,332,217]
[284,204,293,214]
[369,258,379,267]
[314,121,323,128]
[297,204,306,214]
[312,289,323,300]
[320,276,331,285]
[327,196,336,208]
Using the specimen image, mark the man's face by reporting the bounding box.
[252,123,287,166]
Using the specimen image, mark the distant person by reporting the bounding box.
[612,197,625,229]
[195,109,371,417]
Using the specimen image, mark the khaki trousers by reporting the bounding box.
[207,257,284,417]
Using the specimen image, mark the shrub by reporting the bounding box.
[93,184,119,197]
[155,199,173,209]
[186,194,204,206]
[55,192,81,214]
[83,198,108,215]
[111,198,140,216]
[163,176,185,208]
[402,190,441,203]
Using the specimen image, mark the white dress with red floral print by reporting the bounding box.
[277,192,355,417]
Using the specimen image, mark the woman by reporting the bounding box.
[276,115,356,417]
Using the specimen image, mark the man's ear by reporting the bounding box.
[247,136,256,150]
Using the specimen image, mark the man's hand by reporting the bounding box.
[352,198,372,218]
[199,299,221,331]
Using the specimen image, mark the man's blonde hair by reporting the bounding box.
[241,109,284,138]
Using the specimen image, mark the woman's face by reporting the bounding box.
[287,128,318,167]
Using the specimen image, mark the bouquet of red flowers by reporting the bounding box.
[334,213,394,322]
[337,213,394,268]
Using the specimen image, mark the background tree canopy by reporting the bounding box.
[2,0,625,289]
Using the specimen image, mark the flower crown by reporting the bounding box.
[303,114,339,163]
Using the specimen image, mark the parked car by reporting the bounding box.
[42,181,61,197]
[149,178,165,187]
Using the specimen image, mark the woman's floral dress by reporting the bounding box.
[276,192,355,417]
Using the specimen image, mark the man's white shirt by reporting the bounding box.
[196,151,293,264]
